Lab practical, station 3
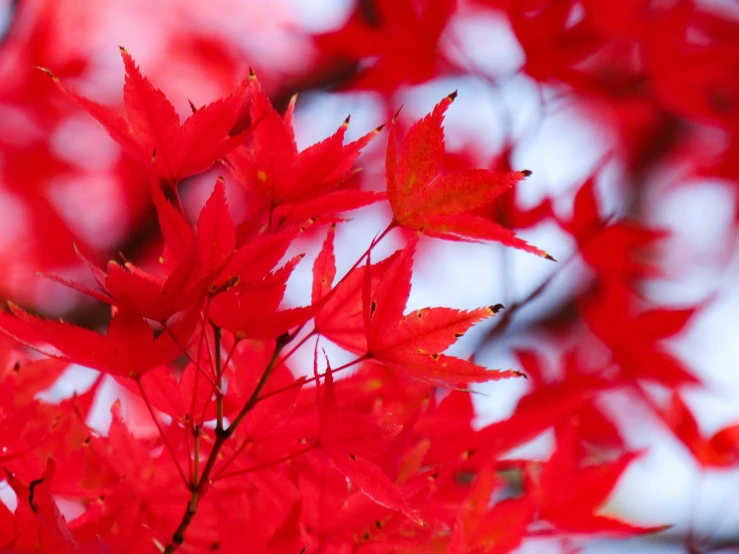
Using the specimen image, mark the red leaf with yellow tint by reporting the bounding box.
[227,79,383,219]
[385,94,552,259]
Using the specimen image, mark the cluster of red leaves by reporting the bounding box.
[1,0,738,553]
[0,47,664,553]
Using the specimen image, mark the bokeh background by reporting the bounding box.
[1,0,738,551]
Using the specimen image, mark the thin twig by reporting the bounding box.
[253,355,368,407]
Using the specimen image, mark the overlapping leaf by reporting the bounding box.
[43,47,252,186]
[316,363,424,526]
[227,79,384,224]
[0,303,195,378]
[362,239,522,385]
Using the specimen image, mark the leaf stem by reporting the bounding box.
[338,221,395,285]
[162,218,392,553]
[253,354,368,407]
[135,378,189,487]
[474,249,576,349]
[163,321,218,389]
[186,297,215,432]
[215,444,316,481]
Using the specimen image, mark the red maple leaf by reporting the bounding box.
[4,459,111,553]
[40,47,252,187]
[515,349,625,449]
[363,238,523,385]
[226,79,384,226]
[657,391,739,468]
[530,422,668,536]
[386,94,553,259]
[556,175,667,282]
[209,254,314,341]
[582,284,699,387]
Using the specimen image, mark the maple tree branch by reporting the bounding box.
[192,425,200,485]
[691,472,739,550]
[277,328,316,366]
[212,435,253,480]
[212,324,224,433]
[184,419,193,489]
[0,0,19,46]
[163,490,201,554]
[474,246,583,351]
[198,337,239,425]
[162,336,289,553]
